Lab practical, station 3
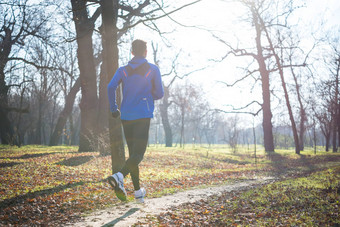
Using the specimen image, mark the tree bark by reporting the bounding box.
[251,6,275,152]
[49,78,80,146]
[260,13,300,154]
[291,67,306,151]
[160,86,173,147]
[338,103,340,151]
[333,58,340,152]
[100,0,125,172]
[180,104,185,148]
[71,0,98,152]
[0,26,15,144]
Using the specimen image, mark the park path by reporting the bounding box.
[69,177,274,227]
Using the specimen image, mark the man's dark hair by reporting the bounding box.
[132,39,147,57]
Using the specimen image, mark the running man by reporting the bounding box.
[107,39,164,202]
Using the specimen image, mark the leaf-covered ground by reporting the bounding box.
[0,145,339,226]
[150,167,340,226]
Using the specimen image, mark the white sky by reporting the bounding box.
[133,0,340,126]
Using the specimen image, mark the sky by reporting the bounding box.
[131,0,340,126]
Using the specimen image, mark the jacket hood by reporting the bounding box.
[128,56,148,70]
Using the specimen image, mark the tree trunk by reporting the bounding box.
[0,79,14,144]
[160,86,173,147]
[275,60,300,154]
[252,7,274,152]
[0,28,15,145]
[260,16,300,154]
[100,0,125,172]
[35,97,43,144]
[313,118,317,154]
[325,133,330,152]
[291,67,306,151]
[71,0,98,152]
[49,78,80,146]
[333,61,339,152]
[97,59,109,137]
[338,103,340,151]
[0,106,13,144]
[180,105,185,148]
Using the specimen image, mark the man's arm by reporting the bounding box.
[152,67,164,100]
[107,68,123,112]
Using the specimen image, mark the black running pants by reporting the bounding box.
[120,118,150,191]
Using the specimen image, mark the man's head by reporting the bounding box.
[131,39,147,57]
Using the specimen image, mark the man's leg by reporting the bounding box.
[108,120,134,201]
[122,119,134,159]
[120,118,150,190]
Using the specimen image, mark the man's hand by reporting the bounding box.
[111,110,120,118]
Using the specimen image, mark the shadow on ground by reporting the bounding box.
[56,156,94,166]
[1,151,77,160]
[101,208,140,227]
[0,181,86,209]
[265,153,340,176]
[0,162,21,168]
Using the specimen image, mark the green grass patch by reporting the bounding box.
[0,144,339,226]
[156,166,340,226]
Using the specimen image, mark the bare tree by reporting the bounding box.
[214,0,275,152]
[328,38,340,153]
[0,0,51,144]
[314,81,334,152]
[172,81,202,148]
[260,17,301,154]
[215,0,310,153]
[68,0,203,171]
[222,115,240,153]
[70,0,101,151]
[30,43,60,144]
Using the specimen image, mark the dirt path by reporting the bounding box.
[69,177,274,227]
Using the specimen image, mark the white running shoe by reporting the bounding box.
[108,172,127,201]
[134,188,146,203]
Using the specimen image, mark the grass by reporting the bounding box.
[0,144,339,225]
[153,166,340,226]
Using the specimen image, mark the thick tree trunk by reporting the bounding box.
[260,15,300,154]
[0,28,15,144]
[325,133,330,152]
[71,0,98,152]
[0,106,13,144]
[49,78,80,146]
[100,0,125,172]
[252,8,274,153]
[0,76,13,144]
[160,86,173,147]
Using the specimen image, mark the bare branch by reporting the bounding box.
[89,6,102,25]
[8,57,58,70]
[118,0,202,33]
[167,66,207,88]
[214,107,262,116]
[211,33,258,60]
[153,0,203,28]
[7,79,33,88]
[217,68,259,87]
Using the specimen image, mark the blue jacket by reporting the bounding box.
[108,56,164,120]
